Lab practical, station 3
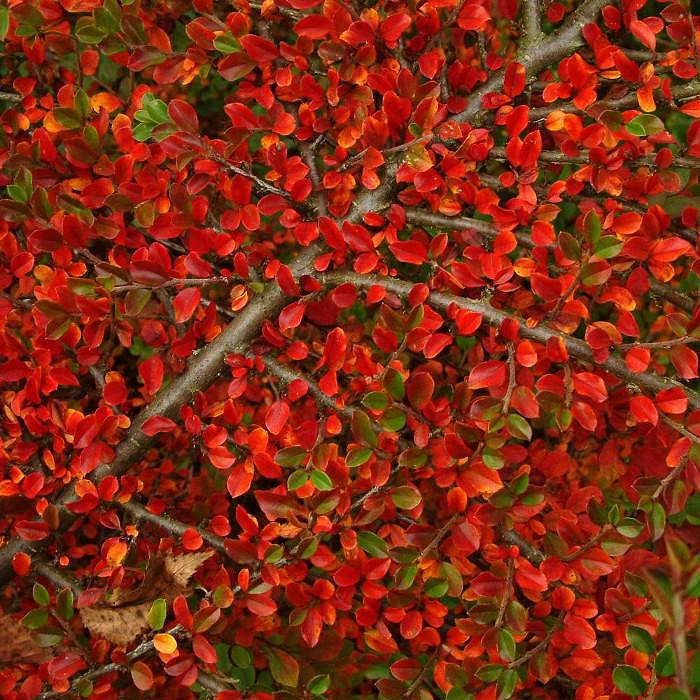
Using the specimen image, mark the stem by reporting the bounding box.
[112,277,241,292]
[495,559,515,628]
[416,513,460,562]
[502,343,517,414]
[618,336,699,350]
[508,612,564,669]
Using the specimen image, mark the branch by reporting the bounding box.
[454,0,609,123]
[0,244,322,583]
[323,272,700,413]
[521,0,542,45]
[405,208,695,315]
[527,80,700,121]
[119,501,226,552]
[499,528,545,565]
[490,146,700,170]
[0,91,22,102]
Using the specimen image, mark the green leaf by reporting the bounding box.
[53,108,83,129]
[583,210,601,245]
[384,368,405,401]
[506,414,532,441]
[654,690,689,700]
[230,645,252,668]
[357,531,389,558]
[626,625,655,654]
[76,679,93,698]
[424,578,449,598]
[56,588,74,620]
[655,645,676,677]
[379,406,406,432]
[612,665,647,695]
[497,629,516,662]
[267,648,299,687]
[310,470,334,491]
[496,668,518,699]
[394,564,417,590]
[616,517,644,538]
[351,410,377,447]
[33,583,50,607]
[0,6,9,41]
[391,486,422,510]
[287,469,309,491]
[307,674,330,695]
[595,235,624,260]
[275,446,308,467]
[213,34,241,54]
[147,598,167,631]
[22,609,49,630]
[626,114,665,137]
[362,391,389,411]
[475,664,503,682]
[132,123,153,142]
[346,446,373,467]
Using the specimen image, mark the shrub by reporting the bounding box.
[0,0,698,698]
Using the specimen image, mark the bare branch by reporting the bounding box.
[454,0,610,123]
[323,272,700,413]
[119,501,226,552]
[521,0,542,45]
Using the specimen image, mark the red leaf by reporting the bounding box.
[630,18,656,51]
[173,287,201,323]
[266,400,290,435]
[423,333,452,359]
[294,15,333,39]
[380,13,411,43]
[48,653,87,681]
[573,372,608,403]
[279,302,306,332]
[451,520,480,555]
[563,613,597,649]
[131,662,154,691]
[670,345,698,379]
[504,61,526,97]
[139,356,164,395]
[239,35,278,63]
[572,547,615,579]
[167,99,199,133]
[407,373,434,409]
[227,462,253,498]
[389,240,428,265]
[246,594,277,616]
[655,388,688,415]
[468,360,506,389]
[192,634,217,664]
[515,559,548,593]
[630,395,658,426]
[15,520,50,542]
[141,415,178,435]
[572,401,597,432]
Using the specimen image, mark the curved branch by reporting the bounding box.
[0,244,321,582]
[323,272,700,412]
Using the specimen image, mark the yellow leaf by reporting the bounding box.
[153,633,177,655]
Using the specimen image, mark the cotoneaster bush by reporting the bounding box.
[0,0,698,699]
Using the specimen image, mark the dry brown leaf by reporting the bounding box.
[79,602,152,648]
[164,550,215,589]
[0,611,52,665]
[79,550,213,646]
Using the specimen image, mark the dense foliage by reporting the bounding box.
[0,0,699,698]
